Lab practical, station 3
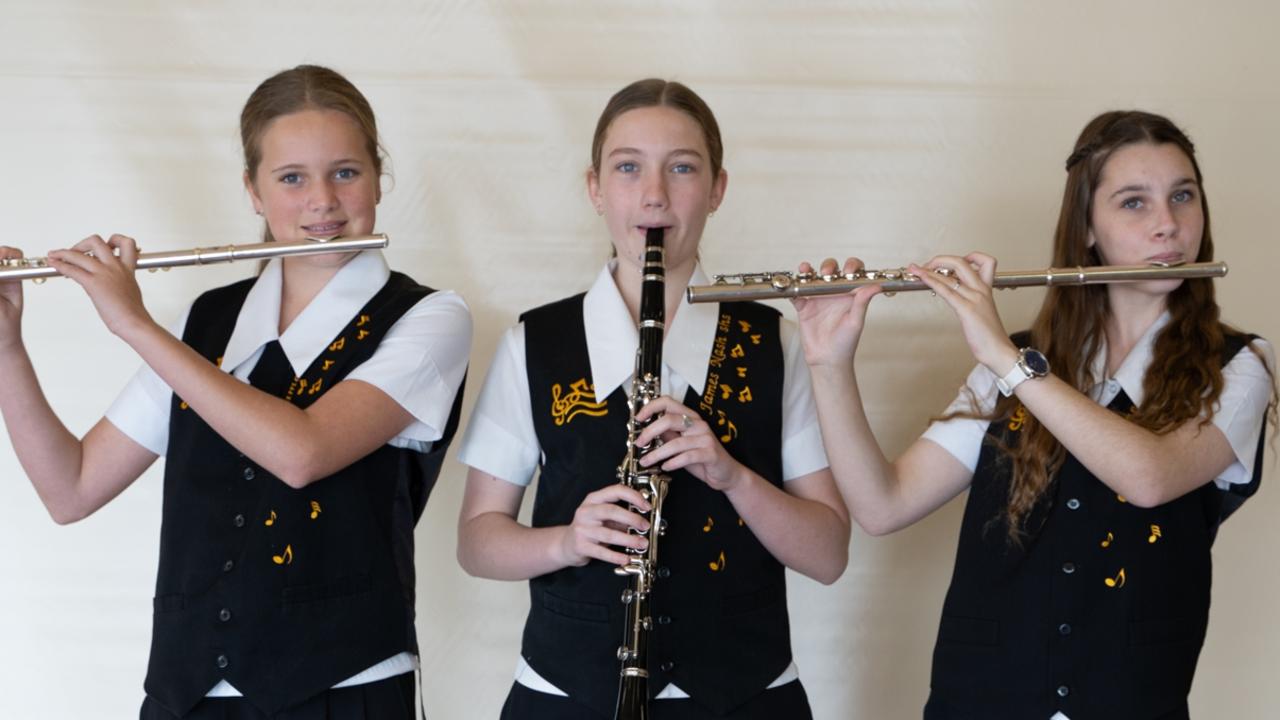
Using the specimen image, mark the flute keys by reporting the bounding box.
[770,273,792,291]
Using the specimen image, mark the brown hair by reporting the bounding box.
[980,111,1275,542]
[590,78,723,177]
[240,65,383,241]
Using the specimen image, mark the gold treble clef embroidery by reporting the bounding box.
[550,378,608,426]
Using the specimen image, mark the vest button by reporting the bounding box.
[1061,562,1076,574]
[222,560,235,573]
[657,567,671,579]
[219,608,232,623]
[1066,498,1081,510]
[1056,684,1070,698]
[660,661,675,672]
[243,467,256,481]
[216,654,229,669]
[233,514,246,528]
[658,615,672,625]
[1058,623,1072,636]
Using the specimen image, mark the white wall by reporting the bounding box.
[1,2,1276,717]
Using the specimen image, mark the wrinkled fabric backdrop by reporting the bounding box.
[1,2,1276,717]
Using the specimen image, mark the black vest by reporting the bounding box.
[925,331,1265,720]
[144,272,463,717]
[520,295,793,717]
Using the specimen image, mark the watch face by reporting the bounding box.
[1023,349,1050,376]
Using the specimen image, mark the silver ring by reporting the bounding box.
[681,414,694,430]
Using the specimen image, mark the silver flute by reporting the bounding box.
[686,261,1228,304]
[0,235,389,282]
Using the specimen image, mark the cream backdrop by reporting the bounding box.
[1,1,1277,718]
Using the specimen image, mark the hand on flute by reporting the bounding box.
[909,252,1018,374]
[791,257,883,369]
[47,234,155,341]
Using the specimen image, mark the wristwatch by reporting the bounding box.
[995,347,1050,397]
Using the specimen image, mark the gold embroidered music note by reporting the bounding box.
[310,501,322,520]
[264,510,277,527]
[1007,405,1027,431]
[737,387,753,403]
[703,516,714,532]
[736,367,747,378]
[715,410,739,443]
[356,314,370,327]
[709,551,726,572]
[1104,568,1126,588]
[738,320,752,333]
[308,378,323,395]
[329,337,345,352]
[356,329,370,341]
[273,545,293,565]
[730,344,745,359]
[749,334,761,345]
[1148,525,1161,544]
[720,383,733,400]
[1100,531,1113,548]
[321,359,334,371]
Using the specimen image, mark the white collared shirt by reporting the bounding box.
[458,261,828,487]
[106,249,472,454]
[922,311,1274,490]
[457,261,826,699]
[103,249,471,696]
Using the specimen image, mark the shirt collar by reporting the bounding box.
[582,261,719,401]
[1086,309,1170,407]
[220,250,390,376]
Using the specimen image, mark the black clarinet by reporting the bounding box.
[613,227,672,720]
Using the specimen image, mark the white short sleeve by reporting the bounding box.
[1209,338,1274,489]
[779,319,829,481]
[456,324,542,487]
[345,289,472,444]
[104,304,193,456]
[920,363,1002,473]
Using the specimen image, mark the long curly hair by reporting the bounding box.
[979,111,1274,543]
